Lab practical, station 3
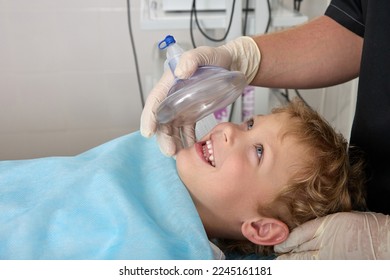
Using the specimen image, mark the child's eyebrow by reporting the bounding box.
[253,114,265,124]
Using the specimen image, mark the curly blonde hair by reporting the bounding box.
[217,98,366,257]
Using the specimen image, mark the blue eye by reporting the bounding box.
[255,144,264,160]
[245,117,264,161]
[246,118,254,130]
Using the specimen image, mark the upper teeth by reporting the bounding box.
[203,140,215,167]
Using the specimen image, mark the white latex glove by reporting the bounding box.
[175,36,261,83]
[140,36,261,156]
[274,212,390,260]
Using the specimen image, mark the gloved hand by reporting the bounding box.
[175,36,261,83]
[140,36,261,156]
[274,212,390,260]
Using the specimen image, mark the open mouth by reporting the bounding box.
[201,140,215,167]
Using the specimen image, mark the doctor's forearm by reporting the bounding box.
[250,16,363,89]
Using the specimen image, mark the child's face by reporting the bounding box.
[176,112,306,233]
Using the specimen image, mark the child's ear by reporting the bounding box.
[241,218,289,246]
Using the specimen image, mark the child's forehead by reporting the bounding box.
[271,113,304,140]
[251,113,300,145]
[256,111,290,120]
[269,111,296,125]
[252,112,296,133]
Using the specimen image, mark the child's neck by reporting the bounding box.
[197,208,244,240]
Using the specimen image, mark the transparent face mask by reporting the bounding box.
[156,35,247,126]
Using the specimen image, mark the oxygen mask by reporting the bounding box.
[156,35,247,125]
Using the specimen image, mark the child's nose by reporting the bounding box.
[216,122,239,145]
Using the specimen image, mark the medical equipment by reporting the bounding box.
[155,35,247,125]
[140,1,309,121]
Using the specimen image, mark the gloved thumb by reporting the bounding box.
[174,46,232,79]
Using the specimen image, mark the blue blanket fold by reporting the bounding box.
[0,132,214,260]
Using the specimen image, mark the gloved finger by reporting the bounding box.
[140,70,175,138]
[156,124,184,157]
[274,216,326,254]
[180,124,196,148]
[175,46,231,79]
